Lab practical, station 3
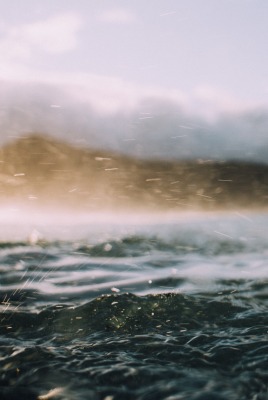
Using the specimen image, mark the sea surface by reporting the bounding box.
[0,211,267,400]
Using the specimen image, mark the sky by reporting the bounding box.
[0,0,268,160]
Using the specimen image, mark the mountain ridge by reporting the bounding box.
[0,134,268,212]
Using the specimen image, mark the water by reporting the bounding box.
[0,212,268,400]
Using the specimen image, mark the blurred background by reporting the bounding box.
[1,0,268,162]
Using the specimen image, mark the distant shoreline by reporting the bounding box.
[0,134,268,212]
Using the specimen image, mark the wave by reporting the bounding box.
[0,293,267,399]
[0,225,267,256]
[1,214,268,399]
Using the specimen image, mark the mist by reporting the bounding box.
[1,80,268,164]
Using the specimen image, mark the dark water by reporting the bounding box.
[0,213,268,399]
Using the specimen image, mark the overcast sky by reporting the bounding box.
[1,0,268,119]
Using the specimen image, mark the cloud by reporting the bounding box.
[1,78,268,164]
[1,79,268,164]
[98,8,136,24]
[0,62,262,119]
[0,12,82,62]
[23,13,82,54]
[194,85,249,112]
[50,73,190,116]
[0,12,264,121]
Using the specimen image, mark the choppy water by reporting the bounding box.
[0,212,268,400]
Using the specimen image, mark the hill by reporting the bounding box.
[0,134,268,212]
